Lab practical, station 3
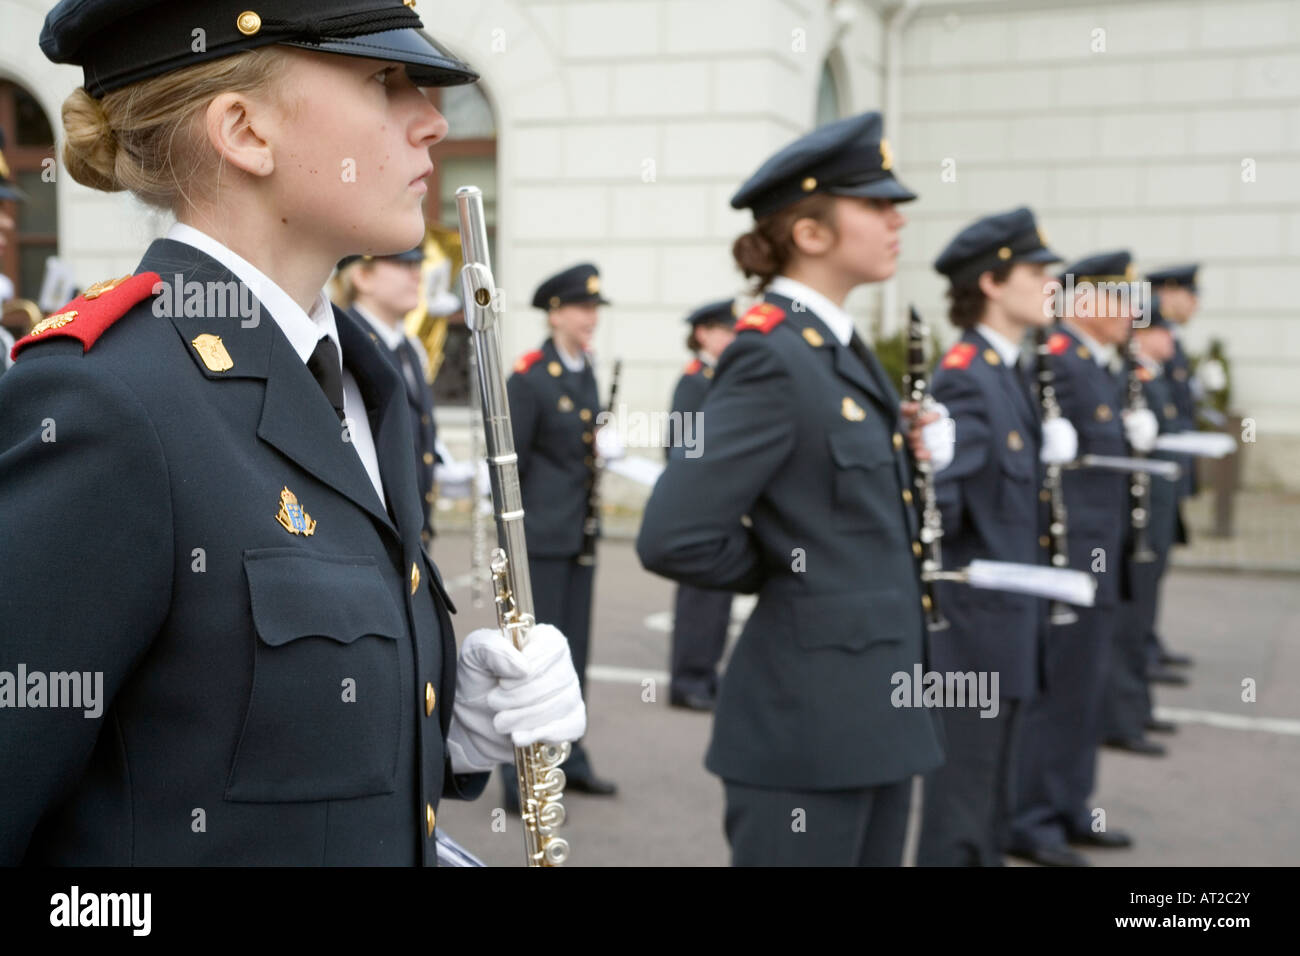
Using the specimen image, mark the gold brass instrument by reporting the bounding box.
[1125,335,1158,564]
[456,185,570,867]
[903,305,949,631]
[404,223,464,385]
[1033,328,1079,625]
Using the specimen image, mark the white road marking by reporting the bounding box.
[1155,706,1300,736]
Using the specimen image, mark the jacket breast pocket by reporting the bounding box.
[793,590,907,652]
[827,426,898,529]
[228,549,407,803]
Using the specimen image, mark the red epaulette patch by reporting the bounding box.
[1136,366,1154,382]
[1047,332,1070,355]
[734,302,786,335]
[11,272,161,361]
[684,358,702,375]
[941,342,977,370]
[513,349,544,374]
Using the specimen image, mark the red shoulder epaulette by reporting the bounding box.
[1136,366,1154,382]
[513,349,544,374]
[684,358,702,375]
[734,302,785,335]
[10,272,161,361]
[1047,332,1070,355]
[941,342,977,370]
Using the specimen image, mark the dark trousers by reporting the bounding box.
[1106,576,1158,741]
[723,779,912,866]
[1010,604,1117,850]
[500,554,596,787]
[670,584,731,698]
[917,700,1022,866]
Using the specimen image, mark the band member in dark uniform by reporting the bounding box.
[918,208,1074,866]
[1,0,585,866]
[501,263,618,807]
[665,299,738,711]
[337,248,440,547]
[638,112,951,866]
[1008,251,1156,866]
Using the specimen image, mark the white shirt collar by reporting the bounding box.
[768,276,855,347]
[351,302,406,351]
[166,222,338,369]
[1063,320,1115,368]
[554,340,587,373]
[975,323,1022,368]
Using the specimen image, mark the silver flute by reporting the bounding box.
[455,185,571,867]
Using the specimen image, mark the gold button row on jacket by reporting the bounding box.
[425,682,436,716]
[1039,535,1051,548]
[912,541,922,558]
[410,562,421,595]
[892,432,903,450]
[901,489,913,505]
[426,803,435,837]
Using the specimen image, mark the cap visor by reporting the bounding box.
[1022,248,1063,265]
[282,28,478,87]
[830,176,917,204]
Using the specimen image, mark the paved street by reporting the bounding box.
[432,530,1300,867]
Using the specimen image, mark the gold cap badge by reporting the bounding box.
[191,333,234,372]
[236,10,261,35]
[275,487,316,536]
[586,274,600,295]
[879,139,893,171]
[841,396,866,421]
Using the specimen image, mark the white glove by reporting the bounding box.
[595,425,626,462]
[1123,408,1159,454]
[446,624,587,774]
[1039,416,1078,465]
[920,402,955,473]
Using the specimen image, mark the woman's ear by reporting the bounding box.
[204,92,275,178]
[789,215,835,257]
[976,269,1003,303]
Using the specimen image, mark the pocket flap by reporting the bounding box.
[828,427,893,470]
[793,589,907,651]
[244,549,405,647]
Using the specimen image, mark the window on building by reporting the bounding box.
[0,82,57,322]
[815,55,844,126]
[424,82,497,407]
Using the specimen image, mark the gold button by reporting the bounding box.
[1039,535,1051,548]
[1039,489,1051,502]
[901,489,913,505]
[921,594,932,610]
[912,541,922,558]
[582,431,593,443]
[579,409,592,422]
[425,682,436,716]
[410,562,421,595]
[236,10,262,35]
[892,433,903,451]
[584,455,593,467]
[423,452,434,465]
[426,803,435,837]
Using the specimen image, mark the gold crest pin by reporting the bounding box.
[802,327,824,348]
[1007,430,1024,451]
[1095,404,1113,422]
[842,396,866,421]
[275,486,317,536]
[192,333,234,372]
[984,348,1001,366]
[548,361,563,377]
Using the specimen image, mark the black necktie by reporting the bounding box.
[306,336,346,422]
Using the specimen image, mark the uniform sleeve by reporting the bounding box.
[506,371,539,479]
[637,336,796,593]
[666,375,692,462]
[932,370,990,532]
[0,350,173,863]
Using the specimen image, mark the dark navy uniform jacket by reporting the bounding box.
[1164,336,1198,499]
[0,239,484,866]
[1044,326,1128,607]
[930,329,1044,700]
[638,292,943,790]
[345,307,439,541]
[666,357,711,460]
[507,339,601,559]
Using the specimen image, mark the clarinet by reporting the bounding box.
[578,359,621,567]
[1125,335,1157,564]
[456,185,570,867]
[903,306,949,631]
[1033,328,1079,626]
